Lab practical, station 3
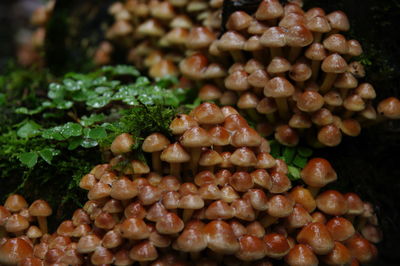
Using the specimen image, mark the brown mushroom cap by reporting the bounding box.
[236,235,266,261]
[170,114,198,135]
[306,15,331,33]
[284,244,319,266]
[347,39,363,57]
[255,0,284,20]
[28,200,52,217]
[179,53,208,80]
[129,240,158,262]
[4,194,28,213]
[186,27,216,50]
[160,143,190,163]
[344,192,364,215]
[142,133,170,152]
[316,190,348,215]
[377,97,400,119]
[0,238,33,265]
[275,125,299,147]
[230,147,257,167]
[260,27,287,48]
[326,11,350,32]
[264,77,295,98]
[192,102,225,125]
[326,217,355,241]
[286,25,314,47]
[301,158,337,188]
[218,31,246,51]
[225,70,250,91]
[323,34,349,54]
[110,133,134,155]
[267,57,292,75]
[305,43,327,61]
[227,11,253,31]
[297,222,335,255]
[297,90,324,112]
[288,186,317,213]
[322,241,352,265]
[204,220,240,254]
[181,126,212,147]
[321,53,348,73]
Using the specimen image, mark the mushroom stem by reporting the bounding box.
[320,73,337,93]
[275,98,290,120]
[308,186,320,197]
[266,113,276,124]
[246,108,263,122]
[288,47,302,63]
[183,209,194,222]
[261,215,278,227]
[311,60,321,81]
[313,32,323,43]
[270,47,283,58]
[190,148,202,174]
[170,163,181,179]
[0,227,6,238]
[152,152,163,174]
[230,51,246,63]
[37,217,48,234]
[190,252,200,261]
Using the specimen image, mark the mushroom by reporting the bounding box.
[142,133,171,173]
[0,238,33,265]
[28,200,52,234]
[160,143,190,178]
[264,77,295,120]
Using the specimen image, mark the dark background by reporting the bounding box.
[1,0,400,264]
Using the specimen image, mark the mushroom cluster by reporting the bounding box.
[98,0,223,77]
[176,0,400,147]
[0,103,381,265]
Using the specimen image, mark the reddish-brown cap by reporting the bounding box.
[284,244,319,266]
[156,212,184,234]
[334,72,358,89]
[377,97,400,119]
[344,193,364,215]
[255,0,284,20]
[236,235,266,261]
[316,190,348,215]
[237,92,260,110]
[225,70,250,91]
[175,228,207,252]
[204,220,240,254]
[297,90,324,112]
[286,204,312,229]
[5,214,29,233]
[297,222,335,255]
[289,113,312,129]
[192,102,225,125]
[260,27,287,48]
[257,97,277,114]
[275,125,299,147]
[149,59,178,78]
[205,200,234,220]
[110,177,137,200]
[179,53,208,80]
[77,234,101,253]
[251,169,273,190]
[289,60,312,82]
[322,241,352,265]
[230,147,257,167]
[4,194,28,213]
[288,186,317,213]
[326,217,355,241]
[227,11,253,31]
[0,238,33,265]
[120,218,150,240]
[248,19,269,35]
[181,126,211,147]
[264,233,290,258]
[321,53,348,73]
[301,158,337,187]
[345,236,377,263]
[229,171,254,192]
[318,124,342,147]
[129,240,158,261]
[267,195,295,218]
[231,126,262,147]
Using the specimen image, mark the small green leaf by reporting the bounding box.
[62,123,83,137]
[288,166,301,181]
[282,147,296,164]
[88,127,107,140]
[298,147,313,157]
[38,148,60,164]
[17,121,42,138]
[18,152,38,168]
[269,140,281,158]
[293,155,308,168]
[80,114,106,127]
[68,137,83,150]
[0,93,6,106]
[101,65,140,77]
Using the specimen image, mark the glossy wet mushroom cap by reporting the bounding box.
[301,158,337,188]
[110,133,134,155]
[377,97,400,119]
[297,222,335,255]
